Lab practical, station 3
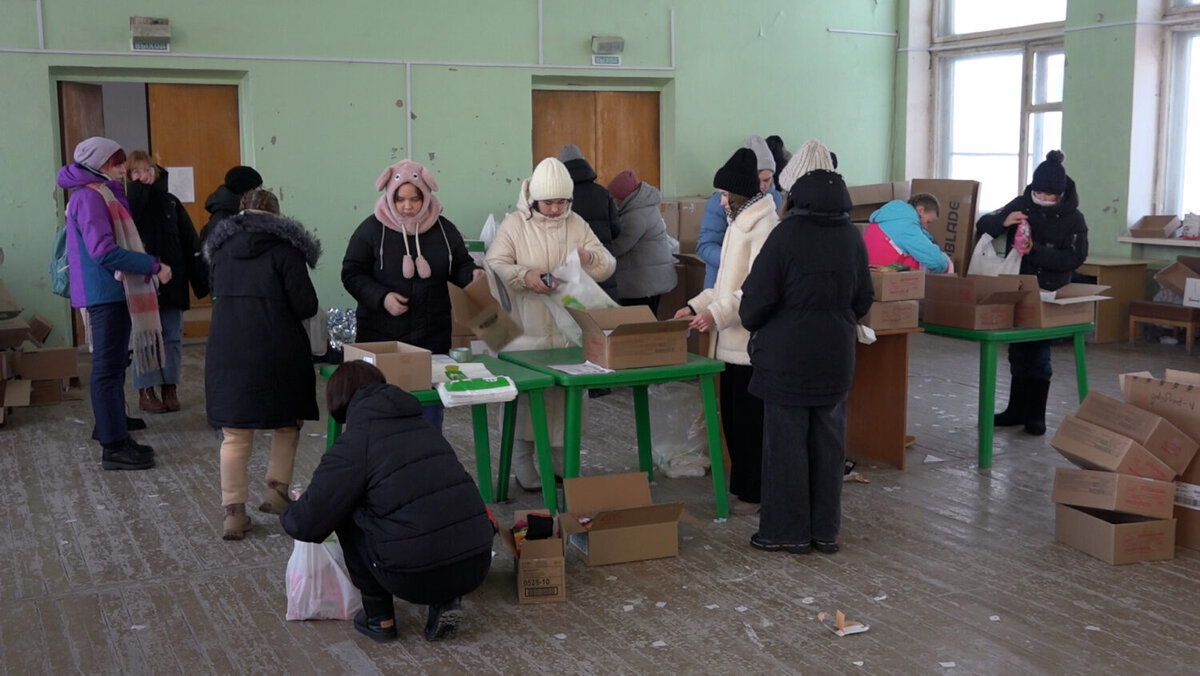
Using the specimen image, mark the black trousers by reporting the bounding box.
[758,397,847,544]
[336,521,491,611]
[619,295,661,315]
[721,363,764,503]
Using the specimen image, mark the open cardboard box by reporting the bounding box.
[1055,503,1175,565]
[1051,467,1176,519]
[560,473,684,566]
[1050,415,1175,481]
[566,305,689,370]
[447,274,522,352]
[1013,275,1109,328]
[847,181,909,222]
[342,341,433,392]
[922,274,1025,330]
[1153,256,1200,296]
[1074,392,1198,476]
[1129,215,1181,239]
[498,510,566,604]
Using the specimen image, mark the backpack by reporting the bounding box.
[50,217,71,298]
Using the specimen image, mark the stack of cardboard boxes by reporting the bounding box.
[921,274,1109,331]
[657,197,710,354]
[862,268,923,330]
[0,280,81,425]
[1049,384,1200,564]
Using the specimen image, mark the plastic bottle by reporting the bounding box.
[1015,219,1031,252]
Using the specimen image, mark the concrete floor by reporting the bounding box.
[1,333,1199,674]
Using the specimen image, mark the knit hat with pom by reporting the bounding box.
[1030,150,1067,194]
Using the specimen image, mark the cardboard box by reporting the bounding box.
[14,346,78,381]
[1129,215,1181,239]
[28,378,66,406]
[0,317,30,350]
[1175,483,1200,550]
[447,275,522,352]
[0,279,20,321]
[1051,467,1176,519]
[1054,503,1175,565]
[847,181,909,222]
[674,197,708,254]
[909,179,979,277]
[566,306,688,370]
[871,269,925,301]
[922,274,1025,330]
[25,314,52,346]
[0,378,31,408]
[1184,278,1200,309]
[659,201,680,242]
[342,341,432,392]
[560,473,684,566]
[1121,370,1200,485]
[1050,416,1175,481]
[1074,392,1198,476]
[861,300,919,330]
[498,510,566,604]
[1153,256,1200,296]
[1013,275,1109,328]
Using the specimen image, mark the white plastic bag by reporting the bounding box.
[540,250,617,345]
[649,382,710,478]
[285,535,363,621]
[967,233,1022,277]
[303,308,329,356]
[480,213,499,250]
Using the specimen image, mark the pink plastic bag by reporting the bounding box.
[285,535,363,621]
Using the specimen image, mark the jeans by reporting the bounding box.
[1008,340,1052,382]
[421,405,445,431]
[88,302,132,445]
[758,397,847,544]
[133,306,183,388]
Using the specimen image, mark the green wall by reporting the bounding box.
[0,1,901,342]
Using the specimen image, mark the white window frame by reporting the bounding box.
[935,1,1065,41]
[1160,2,1200,215]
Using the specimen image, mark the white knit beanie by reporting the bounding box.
[528,157,574,201]
[778,139,835,193]
[743,135,775,173]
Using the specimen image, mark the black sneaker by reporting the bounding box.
[587,388,612,399]
[91,416,146,440]
[129,438,155,458]
[353,609,398,643]
[424,597,463,641]
[812,540,840,554]
[749,532,811,554]
[100,439,155,471]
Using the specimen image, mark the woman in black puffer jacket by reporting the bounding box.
[976,150,1089,436]
[281,361,494,643]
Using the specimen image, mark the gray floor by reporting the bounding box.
[2,333,1199,675]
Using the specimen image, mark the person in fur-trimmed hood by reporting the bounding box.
[673,147,780,516]
[203,188,322,541]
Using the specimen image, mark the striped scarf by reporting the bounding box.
[86,183,164,376]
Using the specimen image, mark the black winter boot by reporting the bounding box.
[101,438,155,471]
[354,594,397,643]
[424,597,464,641]
[1024,379,1051,436]
[994,377,1030,427]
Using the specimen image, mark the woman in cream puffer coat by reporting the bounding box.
[485,157,615,491]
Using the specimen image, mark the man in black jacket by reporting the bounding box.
[560,144,622,302]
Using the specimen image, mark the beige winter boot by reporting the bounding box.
[222,503,252,541]
[512,440,540,492]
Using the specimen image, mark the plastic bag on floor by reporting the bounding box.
[649,382,710,478]
[285,534,362,621]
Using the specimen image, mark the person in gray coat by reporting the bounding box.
[606,170,677,314]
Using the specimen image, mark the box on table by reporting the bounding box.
[1051,467,1175,519]
[447,274,522,352]
[14,346,78,381]
[870,269,925,301]
[1129,215,1181,239]
[1051,416,1175,481]
[342,341,432,392]
[673,197,708,254]
[861,300,919,330]
[1013,275,1109,328]
[1054,503,1175,565]
[498,510,566,604]
[566,306,688,370]
[1074,392,1197,476]
[560,473,684,566]
[1153,256,1200,296]
[909,178,979,276]
[847,181,909,222]
[922,274,1025,330]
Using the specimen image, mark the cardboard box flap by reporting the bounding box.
[520,537,566,559]
[0,378,32,407]
[1164,369,1200,386]
[589,502,685,531]
[447,276,522,351]
[563,473,653,515]
[567,305,656,331]
[498,510,560,557]
[1046,283,1111,303]
[609,318,690,337]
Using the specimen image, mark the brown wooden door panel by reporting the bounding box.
[532,90,596,167]
[58,81,106,347]
[532,90,660,191]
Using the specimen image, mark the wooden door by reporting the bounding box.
[532,90,660,189]
[147,83,241,336]
[57,82,106,347]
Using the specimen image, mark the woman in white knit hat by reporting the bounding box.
[485,157,616,491]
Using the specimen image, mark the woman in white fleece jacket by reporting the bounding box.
[674,147,778,515]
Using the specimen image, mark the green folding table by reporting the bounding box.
[919,322,1092,469]
[498,348,729,518]
[320,354,555,510]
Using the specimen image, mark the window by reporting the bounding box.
[1164,6,1200,215]
[939,0,1066,38]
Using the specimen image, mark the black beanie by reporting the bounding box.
[224,165,263,194]
[713,148,761,200]
[1030,150,1066,194]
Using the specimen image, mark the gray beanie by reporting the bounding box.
[73,137,123,172]
[559,144,585,163]
[778,139,835,193]
[743,135,775,173]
